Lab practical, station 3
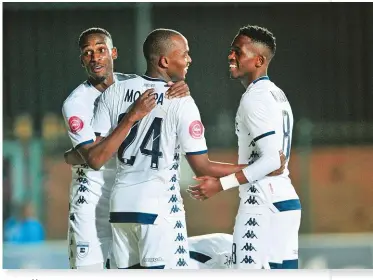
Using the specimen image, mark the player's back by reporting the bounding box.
[94,75,207,221]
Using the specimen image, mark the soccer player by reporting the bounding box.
[62,27,189,269]
[188,233,233,269]
[189,25,301,269]
[89,28,285,269]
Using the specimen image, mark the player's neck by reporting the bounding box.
[88,75,114,93]
[242,70,268,89]
[144,69,172,82]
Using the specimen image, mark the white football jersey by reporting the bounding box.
[92,75,208,222]
[188,233,233,269]
[235,76,298,203]
[62,73,129,210]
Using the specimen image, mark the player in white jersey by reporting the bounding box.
[62,28,190,269]
[61,27,120,269]
[189,25,301,269]
[188,233,233,269]
[88,28,285,269]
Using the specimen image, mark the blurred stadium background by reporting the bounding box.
[3,2,373,269]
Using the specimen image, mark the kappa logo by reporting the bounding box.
[241,255,256,264]
[175,233,186,242]
[248,185,259,193]
[77,185,89,193]
[76,196,88,205]
[175,245,187,254]
[242,230,258,239]
[76,168,86,177]
[76,177,90,185]
[168,195,178,203]
[245,218,259,226]
[248,151,260,165]
[168,185,176,191]
[68,116,84,134]
[76,242,89,258]
[174,220,184,229]
[170,175,177,182]
[189,120,204,139]
[244,196,259,205]
[169,162,179,170]
[241,243,257,252]
[176,258,188,267]
[170,205,181,214]
[173,153,180,161]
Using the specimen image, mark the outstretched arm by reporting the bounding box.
[187,151,285,200]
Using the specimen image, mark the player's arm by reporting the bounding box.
[64,148,85,165]
[221,97,282,186]
[190,97,283,200]
[186,154,247,178]
[62,100,97,165]
[78,88,156,170]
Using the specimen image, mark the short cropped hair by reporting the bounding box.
[143,28,182,62]
[78,27,113,49]
[238,25,276,58]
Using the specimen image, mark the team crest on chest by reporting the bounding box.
[68,116,84,134]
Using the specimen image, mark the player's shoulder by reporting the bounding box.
[102,73,141,99]
[242,80,279,107]
[170,95,196,108]
[63,81,93,108]
[114,72,138,82]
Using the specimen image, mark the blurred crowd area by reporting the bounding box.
[3,2,373,242]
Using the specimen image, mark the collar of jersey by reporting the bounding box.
[142,75,168,83]
[252,76,270,84]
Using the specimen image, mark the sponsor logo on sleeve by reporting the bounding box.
[189,120,204,139]
[68,116,84,133]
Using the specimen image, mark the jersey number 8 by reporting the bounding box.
[282,110,291,159]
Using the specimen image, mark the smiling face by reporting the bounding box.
[79,33,117,83]
[165,34,192,81]
[228,34,260,80]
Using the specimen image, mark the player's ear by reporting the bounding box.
[255,55,265,68]
[80,56,85,67]
[159,55,169,69]
[112,47,118,60]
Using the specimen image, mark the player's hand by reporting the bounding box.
[267,150,286,176]
[165,80,190,99]
[127,88,156,122]
[187,176,222,201]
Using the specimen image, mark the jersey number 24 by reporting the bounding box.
[117,113,163,170]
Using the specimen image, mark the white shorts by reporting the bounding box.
[68,187,113,268]
[268,209,301,269]
[232,206,272,269]
[232,200,301,269]
[111,215,190,269]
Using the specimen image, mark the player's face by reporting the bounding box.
[166,35,192,81]
[228,35,259,79]
[80,33,117,82]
